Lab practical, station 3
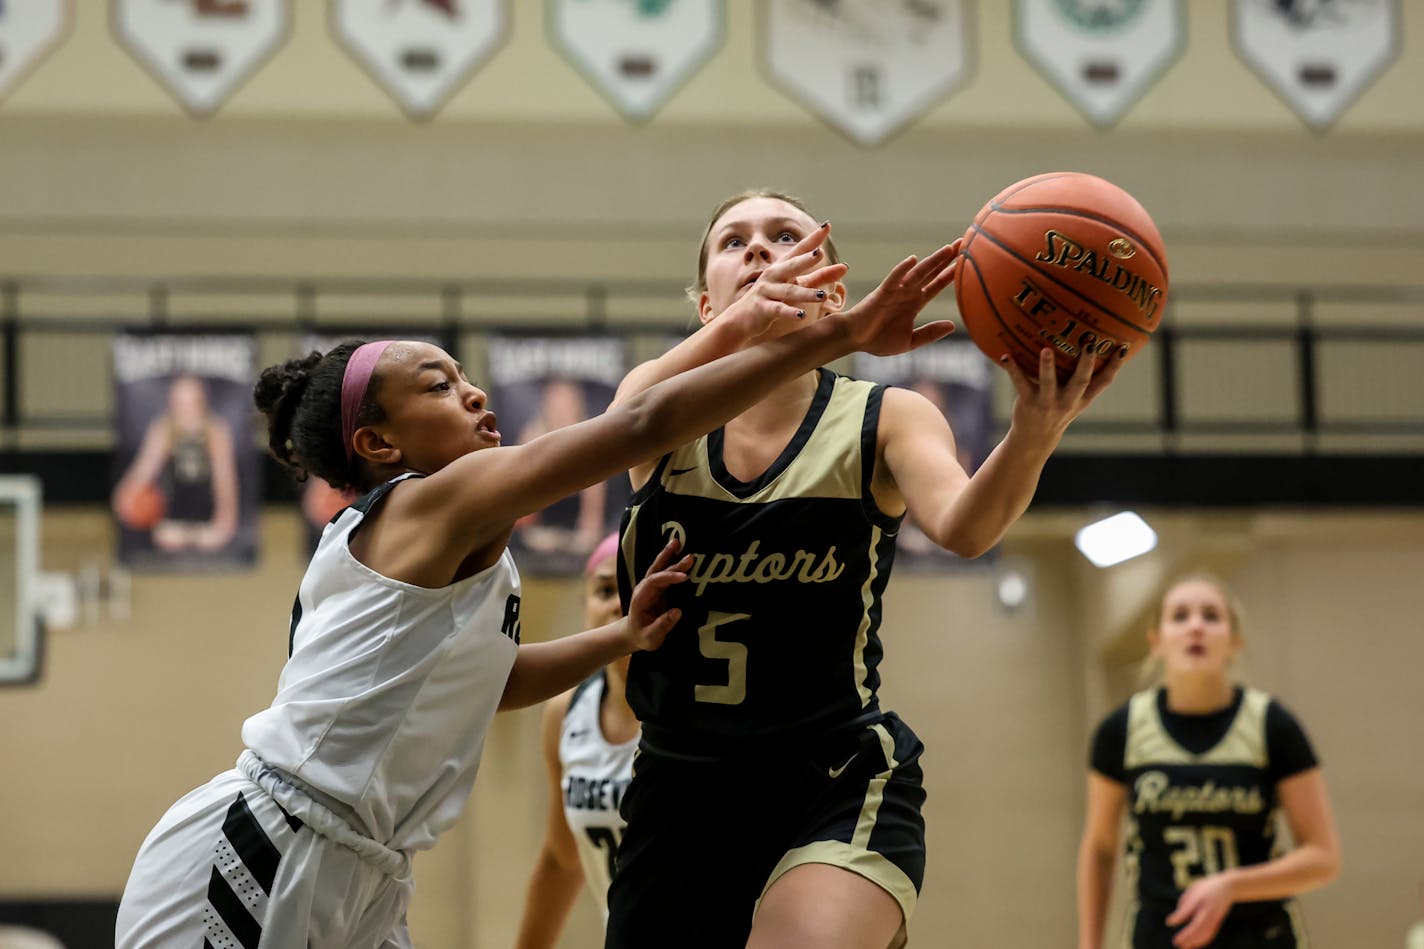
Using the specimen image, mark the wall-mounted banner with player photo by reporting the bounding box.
[1014,0,1186,128]
[112,0,291,117]
[486,332,629,576]
[759,0,972,146]
[548,0,724,124]
[0,0,71,106]
[331,0,509,119]
[290,330,453,555]
[1232,0,1400,131]
[111,332,261,571]
[853,340,996,572]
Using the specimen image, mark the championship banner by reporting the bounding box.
[853,341,995,571]
[1014,0,1186,128]
[111,332,260,571]
[0,0,70,106]
[548,0,724,123]
[292,330,451,555]
[759,0,972,146]
[486,333,629,576]
[112,0,290,117]
[1232,0,1401,131]
[332,0,509,119]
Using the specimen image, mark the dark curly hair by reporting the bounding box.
[253,340,388,492]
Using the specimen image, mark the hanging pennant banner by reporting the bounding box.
[548,0,724,123]
[111,332,261,571]
[332,0,508,119]
[760,0,972,146]
[853,341,996,571]
[112,0,290,117]
[486,333,629,576]
[1232,0,1401,131]
[1015,0,1186,128]
[0,1,71,106]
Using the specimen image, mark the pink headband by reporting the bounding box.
[585,532,621,576]
[341,340,394,462]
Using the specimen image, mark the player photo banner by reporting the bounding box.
[0,1,71,105]
[548,0,724,124]
[486,333,629,576]
[760,0,972,147]
[111,332,261,571]
[853,341,996,571]
[112,0,290,117]
[332,0,509,120]
[1232,0,1401,131]
[1014,0,1186,128]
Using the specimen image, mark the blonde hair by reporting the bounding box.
[686,189,842,303]
[1137,571,1247,686]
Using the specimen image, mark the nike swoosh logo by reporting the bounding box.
[828,753,857,779]
[667,466,698,477]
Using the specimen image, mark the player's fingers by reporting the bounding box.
[640,608,683,650]
[645,541,687,578]
[905,244,958,287]
[1083,345,1128,402]
[908,321,956,350]
[794,262,849,290]
[875,255,918,292]
[922,257,961,299]
[998,353,1037,401]
[1064,345,1097,401]
[1036,347,1059,397]
[764,281,830,304]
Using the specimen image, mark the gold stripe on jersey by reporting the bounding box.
[853,525,886,708]
[656,376,872,504]
[1287,899,1311,948]
[755,722,915,922]
[1125,687,1271,770]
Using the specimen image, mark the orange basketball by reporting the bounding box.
[955,172,1168,381]
[116,482,166,531]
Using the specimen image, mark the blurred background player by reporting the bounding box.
[1076,574,1341,949]
[511,533,637,948]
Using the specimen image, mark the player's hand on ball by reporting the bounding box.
[841,240,961,357]
[1002,344,1124,443]
[1165,872,1236,948]
[622,538,692,653]
[723,222,849,341]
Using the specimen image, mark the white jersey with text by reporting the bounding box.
[241,473,522,852]
[560,671,637,915]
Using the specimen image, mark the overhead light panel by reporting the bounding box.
[1075,512,1157,568]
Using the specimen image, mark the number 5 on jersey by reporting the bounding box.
[695,611,750,705]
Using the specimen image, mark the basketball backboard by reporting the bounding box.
[0,476,41,684]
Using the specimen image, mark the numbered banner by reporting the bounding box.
[1232,0,1401,131]
[486,333,629,576]
[548,0,724,123]
[853,341,996,571]
[332,0,508,119]
[112,0,290,117]
[760,0,972,146]
[0,0,70,105]
[111,332,261,571]
[1015,0,1186,128]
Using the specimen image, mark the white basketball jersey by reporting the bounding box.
[242,474,521,853]
[560,672,637,915]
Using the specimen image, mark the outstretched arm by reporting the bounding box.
[882,346,1125,558]
[499,541,688,711]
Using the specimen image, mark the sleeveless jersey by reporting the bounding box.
[560,671,636,915]
[165,420,214,522]
[618,369,901,756]
[1117,687,1291,922]
[241,474,522,852]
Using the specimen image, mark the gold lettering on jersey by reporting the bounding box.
[685,540,845,596]
[1133,770,1265,821]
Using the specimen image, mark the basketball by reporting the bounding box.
[955,172,1168,380]
[115,482,166,531]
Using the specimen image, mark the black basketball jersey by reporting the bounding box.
[617,369,902,757]
[1093,687,1318,927]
